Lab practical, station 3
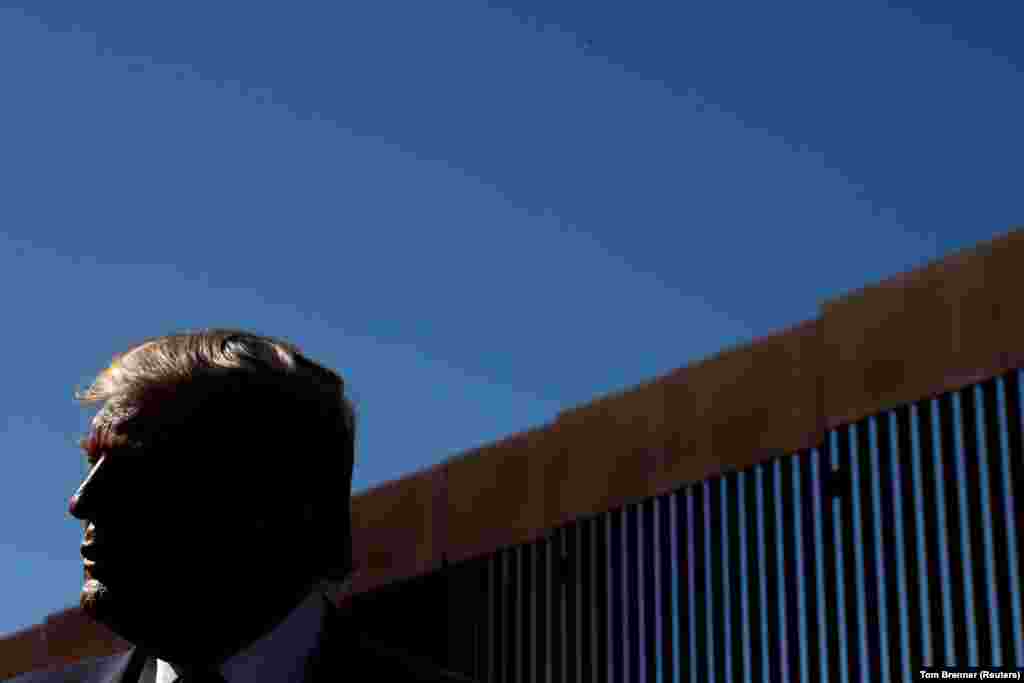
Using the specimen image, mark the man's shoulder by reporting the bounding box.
[342,634,477,683]
[2,651,131,683]
[318,597,477,683]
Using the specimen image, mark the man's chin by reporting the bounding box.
[80,577,219,656]
[80,577,161,645]
[80,578,128,632]
[80,579,109,618]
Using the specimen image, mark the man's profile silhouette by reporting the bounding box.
[6,329,474,683]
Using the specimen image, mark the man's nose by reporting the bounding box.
[69,456,106,522]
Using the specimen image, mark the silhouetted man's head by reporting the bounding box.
[68,330,356,667]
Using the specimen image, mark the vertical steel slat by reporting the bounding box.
[494,550,504,683]
[552,528,563,683]
[850,423,870,681]
[916,399,945,666]
[961,387,990,664]
[983,380,1015,666]
[774,458,791,683]
[658,492,675,683]
[821,436,842,683]
[471,560,481,680]
[896,405,925,672]
[727,472,745,683]
[708,477,724,683]
[581,517,594,683]
[591,517,601,683]
[596,513,609,683]
[763,460,782,682]
[997,373,1024,667]
[443,562,453,673]
[642,498,658,683]
[856,420,881,681]
[829,429,851,683]
[566,523,578,683]
[720,475,733,683]
[652,495,664,683]
[737,471,753,683]
[609,508,623,683]
[536,532,549,683]
[572,524,580,683]
[499,549,509,683]
[782,457,801,683]
[485,553,494,682]
[465,563,478,676]
[536,540,544,683]
[511,546,521,683]
[884,411,909,679]
[567,525,576,683]
[696,489,704,683]
[799,451,822,683]
[677,489,693,683]
[773,459,791,683]
[512,545,521,683]
[450,559,476,677]
[1002,371,1024,666]
[772,460,787,683]
[481,554,492,681]
[496,550,505,683]
[980,381,1010,666]
[693,482,708,683]
[524,543,535,683]
[787,457,802,679]
[837,424,860,683]
[630,501,638,683]
[558,531,566,683]
[553,530,561,683]
[759,464,772,683]
[745,468,764,683]
[929,396,955,666]
[878,412,905,683]
[625,504,638,683]
[579,522,587,682]
[483,556,491,680]
[491,551,501,683]
[937,394,967,665]
[718,476,731,683]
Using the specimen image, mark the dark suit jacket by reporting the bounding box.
[4,596,477,683]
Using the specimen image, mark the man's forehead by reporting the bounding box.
[91,383,198,430]
[86,403,185,455]
[87,392,248,451]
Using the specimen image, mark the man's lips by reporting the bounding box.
[82,554,113,582]
[80,544,116,572]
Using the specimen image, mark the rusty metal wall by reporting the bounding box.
[360,367,1024,681]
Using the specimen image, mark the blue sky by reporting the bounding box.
[1,1,1021,636]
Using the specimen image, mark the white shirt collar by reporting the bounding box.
[154,589,326,683]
